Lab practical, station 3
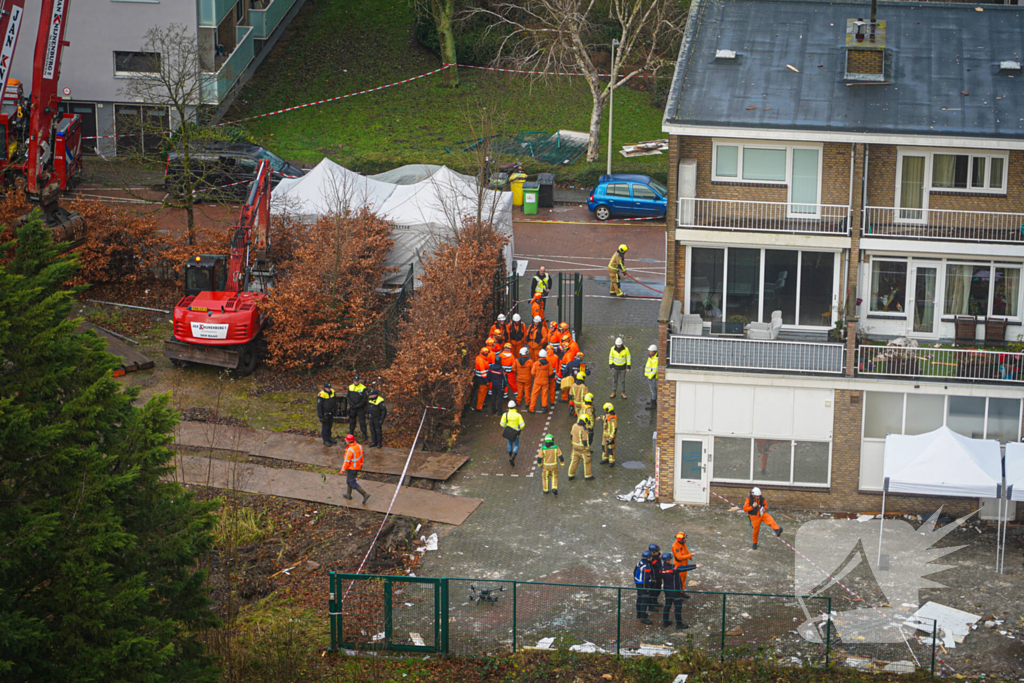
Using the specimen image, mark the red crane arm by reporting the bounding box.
[0,0,27,92]
[227,158,273,292]
[26,0,71,197]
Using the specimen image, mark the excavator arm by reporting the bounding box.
[0,1,26,92]
[227,158,273,292]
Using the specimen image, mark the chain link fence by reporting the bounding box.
[329,573,938,674]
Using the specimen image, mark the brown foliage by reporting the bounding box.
[263,208,395,371]
[383,219,507,444]
[63,200,166,287]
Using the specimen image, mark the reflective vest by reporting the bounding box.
[500,409,525,432]
[571,422,589,448]
[644,353,659,379]
[609,346,631,367]
[603,413,617,440]
[608,251,625,273]
[539,445,563,467]
[475,355,490,379]
[319,389,334,399]
[533,273,551,295]
[343,443,364,471]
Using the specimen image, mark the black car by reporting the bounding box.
[164,142,304,201]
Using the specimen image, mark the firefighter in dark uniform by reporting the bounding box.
[317,382,338,447]
[647,544,664,615]
[367,389,387,448]
[633,549,655,624]
[347,376,369,440]
[657,549,700,629]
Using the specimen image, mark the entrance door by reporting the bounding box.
[897,154,927,223]
[58,102,96,154]
[911,265,938,336]
[674,436,709,504]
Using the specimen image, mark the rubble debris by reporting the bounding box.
[910,602,981,649]
[617,477,657,502]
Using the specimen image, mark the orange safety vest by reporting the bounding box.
[474,354,490,379]
[343,443,364,471]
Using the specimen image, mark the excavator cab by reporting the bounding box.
[184,255,228,297]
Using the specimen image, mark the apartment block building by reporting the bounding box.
[656,0,1023,518]
[9,0,302,156]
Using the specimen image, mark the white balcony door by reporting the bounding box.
[674,436,710,504]
[896,154,928,223]
[910,265,938,337]
[788,148,820,217]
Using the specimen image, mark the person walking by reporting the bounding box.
[487,357,507,414]
[608,338,631,399]
[529,349,553,413]
[531,266,552,313]
[600,402,617,466]
[317,382,338,447]
[657,551,700,629]
[567,415,593,481]
[644,344,659,410]
[537,433,565,495]
[474,346,491,411]
[499,400,525,465]
[507,313,527,356]
[347,377,369,440]
[526,315,548,361]
[366,389,387,448]
[341,434,371,504]
[633,549,655,624]
[513,347,534,407]
[743,487,783,549]
[608,244,628,297]
[569,372,588,418]
[671,531,694,597]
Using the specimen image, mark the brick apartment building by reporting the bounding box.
[655,0,1024,518]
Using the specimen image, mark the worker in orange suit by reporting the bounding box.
[559,342,578,402]
[489,314,508,343]
[341,434,370,504]
[483,337,497,364]
[530,293,545,322]
[473,347,491,411]
[506,313,527,356]
[499,343,517,395]
[529,349,553,413]
[672,531,694,595]
[743,487,783,550]
[513,347,534,406]
[549,321,563,348]
[544,343,560,405]
[526,315,548,361]
[560,324,579,359]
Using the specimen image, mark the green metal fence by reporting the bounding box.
[328,573,938,674]
[556,272,584,342]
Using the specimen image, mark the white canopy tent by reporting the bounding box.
[272,159,514,286]
[878,427,1003,568]
[1004,442,1024,572]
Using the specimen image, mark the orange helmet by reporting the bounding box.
[577,352,584,358]
[486,337,495,346]
[559,322,569,330]
[504,342,512,349]
[480,347,490,354]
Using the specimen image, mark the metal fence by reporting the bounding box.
[669,335,847,375]
[556,272,584,342]
[493,263,520,321]
[328,573,938,674]
[857,344,1024,384]
[863,206,1024,243]
[677,198,851,235]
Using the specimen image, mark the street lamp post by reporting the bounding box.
[606,39,619,176]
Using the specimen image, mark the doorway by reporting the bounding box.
[911,265,938,336]
[674,436,709,504]
[58,102,96,154]
[114,104,169,157]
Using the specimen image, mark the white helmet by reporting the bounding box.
[519,347,528,356]
[533,315,542,323]
[751,487,762,496]
[649,344,657,352]
[508,400,516,409]
[512,313,521,322]
[615,337,623,346]
[539,350,547,358]
[497,314,506,322]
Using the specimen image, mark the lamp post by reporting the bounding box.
[606,38,620,176]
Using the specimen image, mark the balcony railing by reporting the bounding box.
[249,0,298,39]
[198,0,237,27]
[857,345,1024,383]
[677,198,851,235]
[201,26,254,104]
[863,206,1024,244]
[669,335,847,374]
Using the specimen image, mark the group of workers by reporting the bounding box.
[633,533,700,628]
[316,377,388,449]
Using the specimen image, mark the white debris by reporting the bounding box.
[911,602,981,649]
[660,503,676,510]
[534,637,556,649]
[856,514,876,522]
[672,675,689,683]
[845,657,871,669]
[617,477,657,503]
[416,533,439,552]
[371,632,386,642]
[569,641,608,654]
[883,661,916,673]
[409,632,425,647]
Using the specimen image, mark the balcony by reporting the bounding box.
[677,198,851,235]
[198,0,238,27]
[201,26,254,104]
[249,0,298,39]
[863,206,1024,244]
[669,335,847,375]
[857,345,1024,384]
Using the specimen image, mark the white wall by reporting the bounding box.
[675,381,834,439]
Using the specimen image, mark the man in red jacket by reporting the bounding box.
[341,434,370,505]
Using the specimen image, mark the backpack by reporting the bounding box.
[633,562,646,587]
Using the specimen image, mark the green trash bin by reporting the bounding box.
[522,181,540,215]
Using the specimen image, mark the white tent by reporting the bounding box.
[271,159,514,286]
[1007,442,1024,503]
[878,427,1002,566]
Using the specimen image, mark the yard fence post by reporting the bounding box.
[328,571,337,651]
[384,577,393,649]
[616,587,622,656]
[512,581,518,653]
[825,597,832,667]
[573,272,583,341]
[438,578,449,654]
[931,618,937,675]
[720,593,727,663]
[557,272,565,324]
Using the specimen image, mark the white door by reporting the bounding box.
[910,265,938,338]
[674,436,710,504]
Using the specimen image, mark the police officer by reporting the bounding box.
[657,550,700,629]
[367,388,387,448]
[633,549,655,624]
[647,544,664,612]
[347,376,369,440]
[317,382,338,447]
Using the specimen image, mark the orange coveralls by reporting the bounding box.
[526,322,548,361]
[499,349,517,394]
[489,323,508,344]
[545,345,560,404]
[743,495,781,544]
[506,321,527,356]
[529,356,553,412]
[672,538,694,591]
[531,295,545,322]
[559,346,578,401]
[474,353,490,410]
[514,355,534,406]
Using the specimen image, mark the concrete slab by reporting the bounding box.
[169,454,482,525]
[174,421,468,480]
[78,321,154,374]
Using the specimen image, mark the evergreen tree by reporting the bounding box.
[0,220,220,682]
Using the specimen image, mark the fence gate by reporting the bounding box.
[556,272,584,342]
[330,573,444,653]
[493,261,519,320]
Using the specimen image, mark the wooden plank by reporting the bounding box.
[168,454,481,525]
[78,322,155,372]
[174,421,468,481]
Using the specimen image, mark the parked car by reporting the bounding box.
[587,174,668,220]
[164,142,305,201]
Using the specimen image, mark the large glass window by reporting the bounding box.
[987,398,1022,443]
[864,392,904,438]
[716,145,738,178]
[905,394,945,435]
[993,267,1020,318]
[725,248,760,324]
[799,251,836,326]
[793,442,830,484]
[742,148,787,182]
[865,393,1021,443]
[790,148,820,213]
[945,264,989,317]
[690,248,724,322]
[931,153,1006,191]
[714,437,752,480]
[762,250,798,324]
[870,261,907,313]
[713,437,829,486]
[755,438,792,482]
[946,396,987,438]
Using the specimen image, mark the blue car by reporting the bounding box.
[587,174,668,221]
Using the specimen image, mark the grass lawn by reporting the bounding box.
[228,0,671,186]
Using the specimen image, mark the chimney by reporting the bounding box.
[845,15,887,83]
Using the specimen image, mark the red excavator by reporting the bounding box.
[163,158,275,375]
[0,0,85,241]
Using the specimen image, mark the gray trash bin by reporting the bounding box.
[537,173,555,208]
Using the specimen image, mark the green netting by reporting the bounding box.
[457,130,589,166]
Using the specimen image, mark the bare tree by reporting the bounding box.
[472,0,686,161]
[414,0,461,87]
[118,23,245,246]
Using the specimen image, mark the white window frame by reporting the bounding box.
[894,147,1010,224]
[712,140,825,218]
[942,260,1023,321]
[710,436,833,488]
[685,245,840,329]
[112,50,161,78]
[866,256,909,318]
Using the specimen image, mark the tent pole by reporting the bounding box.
[999,495,1008,574]
[877,488,887,566]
